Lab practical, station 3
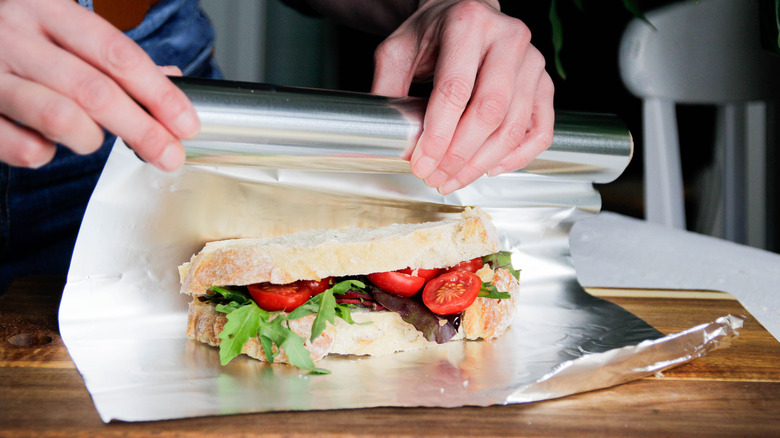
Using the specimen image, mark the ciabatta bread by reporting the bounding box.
[179,207,499,295]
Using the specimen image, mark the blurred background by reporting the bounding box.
[200,0,778,253]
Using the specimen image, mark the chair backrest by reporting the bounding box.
[618,0,780,104]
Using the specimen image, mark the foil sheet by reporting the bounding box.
[60,134,741,423]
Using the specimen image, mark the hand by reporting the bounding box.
[0,0,199,171]
[372,0,554,194]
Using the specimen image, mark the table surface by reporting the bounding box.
[1,277,779,437]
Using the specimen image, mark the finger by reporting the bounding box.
[437,49,550,194]
[159,65,183,77]
[371,32,418,98]
[488,72,555,175]
[422,35,526,189]
[7,19,185,170]
[0,115,57,168]
[0,73,104,153]
[409,20,483,181]
[37,1,199,140]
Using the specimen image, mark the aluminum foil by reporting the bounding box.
[59,110,740,422]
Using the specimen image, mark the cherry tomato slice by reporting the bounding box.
[443,257,484,274]
[367,271,426,297]
[302,277,332,295]
[422,271,482,315]
[398,268,441,282]
[247,282,312,311]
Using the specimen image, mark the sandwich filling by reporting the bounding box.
[196,251,519,373]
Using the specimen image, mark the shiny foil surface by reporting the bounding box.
[60,126,740,422]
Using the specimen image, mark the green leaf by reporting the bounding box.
[478,282,511,300]
[208,286,252,305]
[279,330,330,374]
[258,334,275,362]
[287,279,366,341]
[621,0,656,30]
[213,279,368,373]
[311,287,337,341]
[217,302,262,366]
[330,279,365,295]
[482,251,520,280]
[548,0,566,79]
[215,301,244,314]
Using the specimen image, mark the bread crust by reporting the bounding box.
[179,208,499,296]
[186,268,519,363]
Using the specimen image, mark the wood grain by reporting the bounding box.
[1,277,778,437]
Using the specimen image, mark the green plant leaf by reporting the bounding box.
[549,0,566,79]
[217,302,262,366]
[478,282,511,299]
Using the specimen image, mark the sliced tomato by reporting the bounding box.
[367,271,425,297]
[442,257,484,274]
[247,282,313,311]
[302,277,332,295]
[422,271,482,315]
[398,267,441,282]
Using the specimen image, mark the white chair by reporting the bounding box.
[618,0,780,248]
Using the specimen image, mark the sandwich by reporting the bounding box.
[179,207,520,373]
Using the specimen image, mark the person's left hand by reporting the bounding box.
[372,0,554,194]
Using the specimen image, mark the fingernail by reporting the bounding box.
[423,169,449,188]
[438,179,460,195]
[413,156,437,179]
[173,110,200,138]
[157,143,184,171]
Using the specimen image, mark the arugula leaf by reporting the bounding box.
[287,279,367,341]
[311,287,337,341]
[212,278,366,373]
[215,301,244,314]
[208,286,252,304]
[280,330,330,374]
[479,282,511,300]
[482,251,520,280]
[217,302,263,366]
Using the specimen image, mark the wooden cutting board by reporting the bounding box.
[1,277,778,437]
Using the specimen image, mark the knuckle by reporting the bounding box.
[374,38,403,64]
[505,121,528,146]
[527,48,547,71]
[12,139,53,168]
[133,124,169,159]
[535,127,554,149]
[474,93,508,127]
[155,86,187,116]
[75,75,114,113]
[440,150,468,172]
[38,98,78,138]
[507,21,532,46]
[104,32,143,71]
[423,130,454,153]
[450,0,491,22]
[438,76,472,109]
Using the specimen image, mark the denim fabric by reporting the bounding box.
[0,0,222,294]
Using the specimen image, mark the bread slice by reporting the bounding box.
[186,266,519,362]
[179,207,499,296]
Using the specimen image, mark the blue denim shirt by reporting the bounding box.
[0,0,221,293]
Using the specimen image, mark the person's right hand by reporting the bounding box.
[0,0,199,171]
